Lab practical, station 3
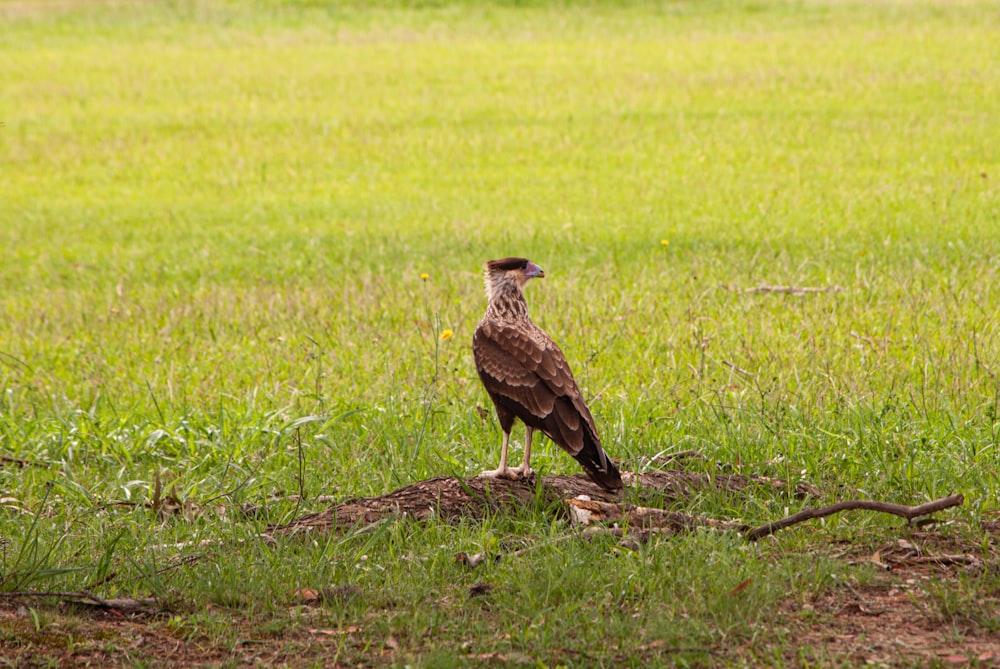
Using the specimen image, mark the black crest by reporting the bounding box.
[486,257,529,272]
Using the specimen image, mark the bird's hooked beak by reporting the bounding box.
[525,261,545,280]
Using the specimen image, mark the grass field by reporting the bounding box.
[2,0,1000,666]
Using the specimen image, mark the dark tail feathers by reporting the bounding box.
[573,441,623,492]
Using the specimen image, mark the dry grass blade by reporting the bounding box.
[744,284,844,295]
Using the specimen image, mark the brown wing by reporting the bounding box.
[472,320,597,456]
[473,319,623,491]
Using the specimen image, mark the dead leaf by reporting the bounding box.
[385,635,401,651]
[729,578,752,596]
[0,497,25,513]
[295,585,361,605]
[294,588,320,604]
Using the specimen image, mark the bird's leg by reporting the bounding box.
[510,427,534,477]
[480,430,515,479]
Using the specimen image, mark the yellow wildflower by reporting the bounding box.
[660,239,669,247]
[439,329,454,341]
[420,273,429,281]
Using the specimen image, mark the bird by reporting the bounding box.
[472,257,623,492]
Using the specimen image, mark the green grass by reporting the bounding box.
[2,0,1000,665]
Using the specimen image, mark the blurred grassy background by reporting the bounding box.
[1,0,998,503]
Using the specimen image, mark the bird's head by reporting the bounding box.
[483,257,544,301]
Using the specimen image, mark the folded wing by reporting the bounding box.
[473,321,620,489]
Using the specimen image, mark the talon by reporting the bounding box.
[479,468,520,480]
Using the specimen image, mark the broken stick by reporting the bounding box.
[745,494,964,541]
[565,497,748,533]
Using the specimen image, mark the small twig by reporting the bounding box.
[745,284,842,295]
[156,553,208,575]
[86,570,119,589]
[906,554,982,568]
[850,553,983,571]
[745,494,964,541]
[0,590,109,605]
[1,455,48,468]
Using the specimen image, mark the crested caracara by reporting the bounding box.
[472,257,623,492]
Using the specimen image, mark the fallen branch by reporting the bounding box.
[565,497,748,534]
[0,590,159,615]
[745,494,964,541]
